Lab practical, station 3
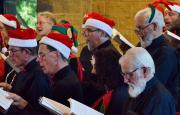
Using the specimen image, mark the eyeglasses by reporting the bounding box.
[8,49,22,55]
[37,50,57,60]
[134,23,153,35]
[38,51,52,59]
[82,28,99,37]
[121,68,141,77]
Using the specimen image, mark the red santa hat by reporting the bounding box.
[169,4,180,13]
[8,28,37,47]
[40,32,73,59]
[82,12,115,37]
[0,14,20,29]
[149,0,180,14]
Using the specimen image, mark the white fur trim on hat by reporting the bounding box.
[40,36,71,59]
[82,18,113,36]
[0,15,17,28]
[169,5,180,13]
[8,38,37,47]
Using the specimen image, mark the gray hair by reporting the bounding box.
[119,47,155,81]
[135,7,165,32]
[38,11,56,25]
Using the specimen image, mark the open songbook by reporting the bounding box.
[166,30,180,41]
[112,28,135,48]
[0,88,13,110]
[39,97,104,115]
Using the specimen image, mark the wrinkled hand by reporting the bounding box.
[0,82,12,90]
[7,93,28,109]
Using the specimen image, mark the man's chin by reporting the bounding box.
[87,44,94,51]
[128,82,146,98]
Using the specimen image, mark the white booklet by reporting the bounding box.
[39,97,104,115]
[112,28,135,48]
[0,88,13,110]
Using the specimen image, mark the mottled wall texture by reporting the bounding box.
[38,0,179,54]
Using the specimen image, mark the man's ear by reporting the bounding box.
[23,49,31,55]
[152,23,157,31]
[53,51,60,61]
[142,67,149,79]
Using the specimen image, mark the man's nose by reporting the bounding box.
[123,76,129,84]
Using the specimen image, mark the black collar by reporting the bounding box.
[24,58,38,72]
[95,40,112,51]
[53,65,72,81]
[146,35,165,50]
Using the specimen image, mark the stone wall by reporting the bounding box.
[38,0,179,55]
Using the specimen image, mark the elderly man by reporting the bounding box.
[0,28,51,115]
[80,12,120,106]
[37,32,83,106]
[119,47,176,115]
[134,6,179,104]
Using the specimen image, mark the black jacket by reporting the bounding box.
[6,58,51,115]
[51,65,83,107]
[123,77,176,115]
[146,35,179,102]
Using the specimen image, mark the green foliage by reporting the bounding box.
[16,0,37,29]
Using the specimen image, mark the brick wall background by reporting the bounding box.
[38,0,179,55]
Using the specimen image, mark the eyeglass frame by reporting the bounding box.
[37,51,53,59]
[134,23,153,35]
[8,48,22,55]
[121,67,142,77]
[82,28,100,37]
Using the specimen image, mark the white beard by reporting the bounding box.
[128,78,146,98]
[140,33,154,48]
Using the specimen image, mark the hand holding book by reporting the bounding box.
[0,88,13,110]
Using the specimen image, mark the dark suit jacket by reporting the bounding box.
[51,65,83,107]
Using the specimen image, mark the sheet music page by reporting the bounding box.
[39,97,70,115]
[69,98,104,115]
[0,89,13,110]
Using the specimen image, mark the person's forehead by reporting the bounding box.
[38,44,49,52]
[121,58,134,70]
[135,16,146,26]
[165,9,179,15]
[85,25,97,29]
[9,46,20,50]
[38,15,50,21]
[171,11,179,16]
